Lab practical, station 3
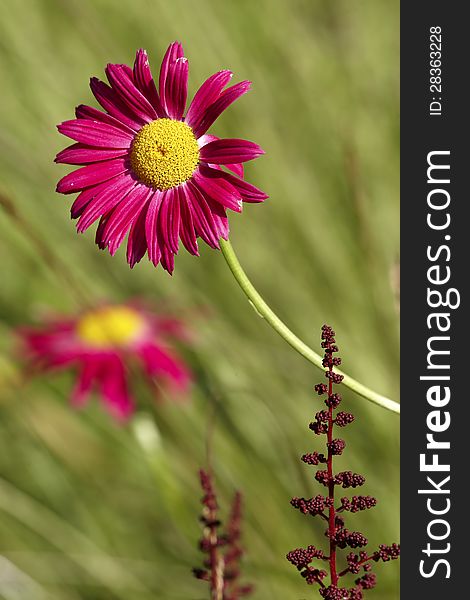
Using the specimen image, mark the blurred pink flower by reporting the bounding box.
[19,303,192,420]
[55,42,267,273]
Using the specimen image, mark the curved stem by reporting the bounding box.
[219,239,400,414]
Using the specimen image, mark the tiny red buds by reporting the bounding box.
[193,469,253,599]
[286,325,400,598]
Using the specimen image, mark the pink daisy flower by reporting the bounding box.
[19,303,192,421]
[55,42,268,273]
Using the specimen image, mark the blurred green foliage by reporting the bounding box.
[0,0,399,598]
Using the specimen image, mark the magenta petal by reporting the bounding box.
[105,64,158,123]
[97,185,152,255]
[71,186,102,219]
[90,77,145,131]
[71,359,100,407]
[120,63,135,82]
[38,351,78,369]
[167,57,188,120]
[75,104,136,135]
[98,355,134,421]
[76,174,136,232]
[204,196,229,240]
[159,42,184,114]
[127,199,150,268]
[185,70,233,129]
[177,186,198,255]
[192,80,251,139]
[198,135,244,177]
[70,176,123,218]
[200,138,264,164]
[226,163,244,178]
[56,158,129,195]
[151,316,191,342]
[211,168,268,203]
[145,189,165,265]
[55,143,128,165]
[139,343,191,393]
[57,119,133,149]
[133,49,166,117]
[197,134,218,147]
[95,213,109,249]
[159,43,184,85]
[184,181,220,248]
[193,166,243,213]
[21,325,78,369]
[158,189,180,254]
[160,244,175,275]
[158,41,188,120]
[208,161,244,178]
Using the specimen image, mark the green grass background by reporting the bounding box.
[0,0,399,598]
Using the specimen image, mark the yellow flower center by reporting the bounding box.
[130,118,200,190]
[76,306,145,348]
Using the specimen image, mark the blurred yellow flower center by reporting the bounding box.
[130,118,200,190]
[77,307,145,348]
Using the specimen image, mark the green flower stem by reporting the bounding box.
[220,238,400,414]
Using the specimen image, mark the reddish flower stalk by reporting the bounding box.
[326,353,337,587]
[193,470,253,600]
[287,325,400,599]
